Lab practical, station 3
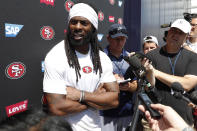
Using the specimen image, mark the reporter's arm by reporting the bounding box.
[154,69,197,91]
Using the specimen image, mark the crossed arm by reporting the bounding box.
[154,69,197,91]
[45,81,119,116]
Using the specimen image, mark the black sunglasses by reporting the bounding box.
[109,28,127,36]
[145,36,153,40]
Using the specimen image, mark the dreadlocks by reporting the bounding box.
[64,26,102,82]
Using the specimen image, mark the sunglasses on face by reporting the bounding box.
[109,28,127,36]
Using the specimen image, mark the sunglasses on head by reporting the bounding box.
[145,36,153,40]
[109,28,127,36]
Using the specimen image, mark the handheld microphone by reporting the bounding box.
[171,82,185,94]
[173,92,191,104]
[189,90,197,105]
[171,82,197,108]
[123,55,146,78]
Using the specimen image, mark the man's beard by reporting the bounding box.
[68,30,93,46]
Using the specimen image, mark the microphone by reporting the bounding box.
[171,82,185,94]
[173,92,191,104]
[123,55,146,78]
[171,82,197,108]
[189,90,197,105]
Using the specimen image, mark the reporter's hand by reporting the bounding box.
[138,104,189,131]
[142,58,155,87]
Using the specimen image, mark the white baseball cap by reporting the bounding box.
[143,36,158,46]
[171,19,191,34]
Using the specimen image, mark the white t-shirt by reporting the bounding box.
[187,40,197,53]
[43,40,116,131]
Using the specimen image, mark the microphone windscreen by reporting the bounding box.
[173,92,183,99]
[124,55,141,70]
[190,90,197,105]
[171,82,184,93]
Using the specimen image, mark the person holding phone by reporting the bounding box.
[138,104,194,131]
[100,23,137,131]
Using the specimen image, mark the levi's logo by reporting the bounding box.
[109,16,115,23]
[5,100,28,117]
[40,0,55,6]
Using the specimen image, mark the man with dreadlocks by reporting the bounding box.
[43,2,119,131]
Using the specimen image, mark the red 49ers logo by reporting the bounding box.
[118,18,123,25]
[109,0,115,5]
[65,0,74,12]
[5,62,26,79]
[40,26,55,40]
[98,11,104,21]
[82,66,92,74]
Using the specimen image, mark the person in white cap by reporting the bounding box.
[43,1,119,131]
[183,13,197,53]
[143,18,197,126]
[143,35,159,54]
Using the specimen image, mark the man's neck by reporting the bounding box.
[74,44,90,54]
[108,47,122,58]
[164,44,181,54]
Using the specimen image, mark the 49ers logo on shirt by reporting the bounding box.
[82,66,92,74]
[40,26,55,40]
[65,0,74,12]
[5,62,26,79]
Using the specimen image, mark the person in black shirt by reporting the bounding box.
[146,19,197,125]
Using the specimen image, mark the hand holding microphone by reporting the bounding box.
[124,52,155,86]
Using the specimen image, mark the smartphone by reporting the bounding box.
[138,92,161,119]
[117,78,131,84]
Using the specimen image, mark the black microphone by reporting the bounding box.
[123,55,146,78]
[173,92,191,104]
[189,90,197,105]
[171,82,185,94]
[171,82,197,108]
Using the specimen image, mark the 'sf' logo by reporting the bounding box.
[5,62,26,79]
[82,66,92,74]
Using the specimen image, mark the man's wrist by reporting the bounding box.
[79,90,85,102]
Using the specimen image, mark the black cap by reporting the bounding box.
[108,24,128,38]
